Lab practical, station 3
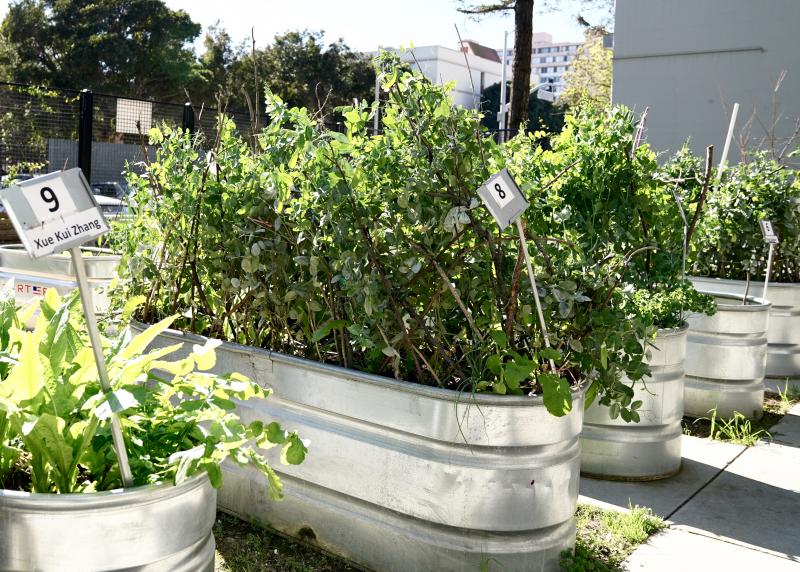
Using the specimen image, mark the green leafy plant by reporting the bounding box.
[703,409,771,446]
[560,503,665,571]
[114,52,658,419]
[530,105,715,330]
[686,150,800,282]
[0,290,306,495]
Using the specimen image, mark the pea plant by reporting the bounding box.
[685,150,800,283]
[114,52,658,418]
[527,105,715,329]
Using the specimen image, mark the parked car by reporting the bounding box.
[91,180,131,200]
[94,194,127,216]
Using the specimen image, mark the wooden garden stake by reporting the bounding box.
[477,169,556,372]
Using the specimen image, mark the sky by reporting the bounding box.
[0,1,606,53]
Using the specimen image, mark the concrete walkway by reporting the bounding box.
[579,402,800,571]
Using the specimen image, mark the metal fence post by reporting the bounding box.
[182,102,195,134]
[78,89,93,181]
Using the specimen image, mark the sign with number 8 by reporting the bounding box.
[476,168,530,230]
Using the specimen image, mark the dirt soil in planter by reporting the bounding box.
[682,391,799,442]
[214,506,663,572]
[213,512,359,571]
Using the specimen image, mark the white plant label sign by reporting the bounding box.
[759,220,779,244]
[477,168,529,230]
[0,168,109,258]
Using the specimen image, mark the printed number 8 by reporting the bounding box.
[40,187,59,212]
[494,182,506,199]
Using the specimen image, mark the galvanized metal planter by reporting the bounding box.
[0,472,216,572]
[131,323,585,572]
[0,244,118,326]
[685,291,770,419]
[691,276,800,385]
[580,325,687,481]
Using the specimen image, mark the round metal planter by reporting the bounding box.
[0,244,119,327]
[131,323,584,572]
[0,473,216,572]
[580,325,687,481]
[691,277,800,384]
[684,291,770,419]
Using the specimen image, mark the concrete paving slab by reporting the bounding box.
[770,403,800,446]
[765,378,800,394]
[625,527,800,571]
[670,441,800,559]
[579,435,745,518]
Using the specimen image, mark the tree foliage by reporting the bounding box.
[559,31,612,110]
[480,81,564,134]
[224,30,375,121]
[0,0,202,100]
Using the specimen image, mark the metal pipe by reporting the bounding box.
[717,102,739,180]
[78,90,93,182]
[182,102,195,134]
[70,247,133,487]
[499,31,509,143]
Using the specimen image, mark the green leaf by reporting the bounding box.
[169,445,205,484]
[121,295,147,322]
[191,338,223,371]
[486,354,502,375]
[504,360,534,388]
[600,346,608,370]
[584,380,599,409]
[21,413,73,492]
[539,373,573,417]
[2,330,45,403]
[311,319,348,343]
[281,436,307,465]
[118,316,177,361]
[258,421,287,448]
[490,330,508,350]
[540,347,561,361]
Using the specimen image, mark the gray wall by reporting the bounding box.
[613,0,800,162]
[48,139,155,183]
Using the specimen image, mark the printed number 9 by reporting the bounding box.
[40,187,59,212]
[494,182,506,199]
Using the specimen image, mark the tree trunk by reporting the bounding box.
[509,0,534,135]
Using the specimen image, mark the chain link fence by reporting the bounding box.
[0,81,252,186]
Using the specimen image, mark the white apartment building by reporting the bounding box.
[496,32,583,97]
[393,43,503,109]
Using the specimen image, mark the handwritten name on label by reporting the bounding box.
[25,209,109,257]
[760,220,779,244]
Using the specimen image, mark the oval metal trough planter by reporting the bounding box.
[0,244,119,327]
[131,322,585,572]
[691,276,800,387]
[580,325,687,481]
[684,291,770,419]
[0,472,216,572]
